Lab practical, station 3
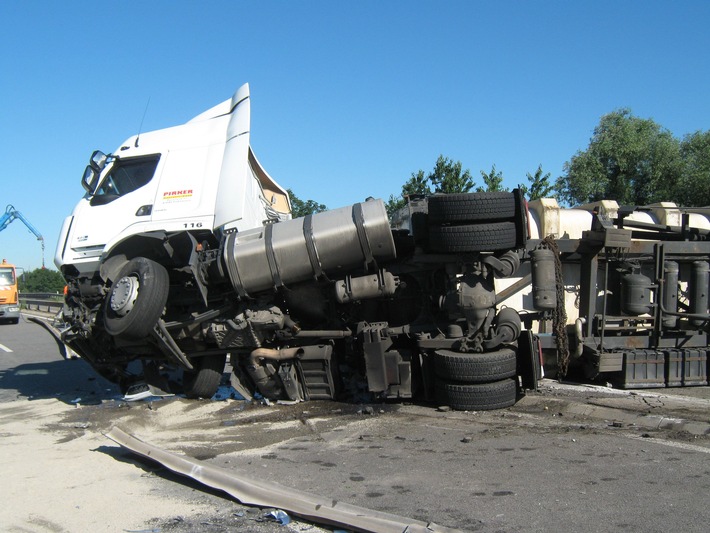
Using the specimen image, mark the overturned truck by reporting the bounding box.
[54,84,710,410]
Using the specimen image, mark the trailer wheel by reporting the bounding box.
[433,348,517,382]
[435,378,517,411]
[183,354,226,399]
[428,222,517,252]
[428,192,516,223]
[103,257,169,339]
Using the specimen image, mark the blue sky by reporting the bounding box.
[1,0,709,272]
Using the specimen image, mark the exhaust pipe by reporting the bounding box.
[246,347,302,398]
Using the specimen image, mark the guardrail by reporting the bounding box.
[19,293,64,315]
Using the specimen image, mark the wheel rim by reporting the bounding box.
[103,257,169,339]
[109,275,139,316]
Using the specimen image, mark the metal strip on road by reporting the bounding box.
[106,427,462,533]
[0,343,13,353]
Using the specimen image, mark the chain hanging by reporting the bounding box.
[541,235,570,377]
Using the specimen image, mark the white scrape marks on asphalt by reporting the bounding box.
[627,434,710,455]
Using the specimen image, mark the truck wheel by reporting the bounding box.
[435,378,517,411]
[433,348,517,382]
[428,192,516,223]
[183,354,226,399]
[428,222,517,253]
[103,257,169,339]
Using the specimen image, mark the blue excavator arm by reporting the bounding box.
[1,204,45,267]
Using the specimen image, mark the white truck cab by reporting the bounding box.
[55,83,290,278]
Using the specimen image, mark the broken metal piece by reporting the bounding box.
[105,427,460,533]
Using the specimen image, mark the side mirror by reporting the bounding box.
[90,150,108,172]
[81,165,99,193]
[82,150,109,193]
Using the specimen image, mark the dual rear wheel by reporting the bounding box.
[426,192,520,253]
[433,348,518,410]
[426,192,523,409]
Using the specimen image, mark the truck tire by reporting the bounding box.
[435,378,517,411]
[428,222,517,253]
[183,354,226,399]
[428,192,516,223]
[433,348,517,382]
[103,257,169,339]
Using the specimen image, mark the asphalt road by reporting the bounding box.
[2,313,710,533]
[0,314,121,403]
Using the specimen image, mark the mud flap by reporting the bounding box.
[517,330,541,391]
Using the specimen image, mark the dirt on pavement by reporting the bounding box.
[2,376,710,533]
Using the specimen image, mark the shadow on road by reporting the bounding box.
[0,358,121,404]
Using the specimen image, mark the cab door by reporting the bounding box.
[64,155,162,264]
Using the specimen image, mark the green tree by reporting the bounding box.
[556,109,683,206]
[386,155,475,216]
[429,155,475,194]
[18,268,66,293]
[677,130,710,207]
[478,164,507,192]
[520,164,555,200]
[287,189,327,218]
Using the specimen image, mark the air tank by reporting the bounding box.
[662,261,678,328]
[621,273,652,316]
[690,261,709,327]
[530,248,556,311]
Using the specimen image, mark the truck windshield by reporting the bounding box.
[0,269,14,286]
[95,156,160,198]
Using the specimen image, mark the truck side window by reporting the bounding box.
[94,156,160,199]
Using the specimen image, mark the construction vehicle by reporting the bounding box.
[0,259,20,324]
[0,205,45,268]
[54,84,710,409]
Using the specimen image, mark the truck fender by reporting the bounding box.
[100,231,170,283]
